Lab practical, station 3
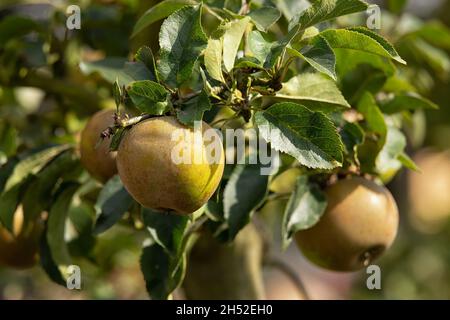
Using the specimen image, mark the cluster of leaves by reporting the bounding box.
[1,0,449,299]
[0,0,155,295]
[0,0,155,165]
[80,0,440,298]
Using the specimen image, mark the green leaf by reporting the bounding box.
[223,163,269,240]
[158,5,208,87]
[409,38,450,75]
[356,92,387,173]
[276,0,310,21]
[93,175,134,235]
[142,208,189,256]
[289,36,336,80]
[69,201,95,236]
[47,182,80,266]
[414,21,450,51]
[0,160,19,228]
[80,58,154,86]
[123,61,158,83]
[0,180,27,233]
[348,27,406,64]
[0,15,40,43]
[380,93,438,114]
[112,79,122,110]
[0,121,17,157]
[255,102,343,169]
[264,25,300,68]
[320,28,406,65]
[383,76,417,93]
[109,127,130,152]
[177,90,212,127]
[204,35,226,83]
[223,17,251,72]
[132,0,198,37]
[248,30,274,65]
[376,126,409,180]
[276,73,350,111]
[206,193,224,222]
[397,152,420,172]
[341,121,365,155]
[140,241,186,299]
[22,150,80,224]
[357,139,379,174]
[288,0,369,31]
[342,67,388,105]
[248,6,281,32]
[40,228,66,286]
[358,92,387,139]
[335,49,396,77]
[234,57,265,70]
[282,175,327,249]
[0,157,18,194]
[224,0,242,13]
[0,145,70,231]
[127,80,169,114]
[3,145,70,192]
[135,46,159,83]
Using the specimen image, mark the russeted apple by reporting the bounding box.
[295,177,399,272]
[79,109,117,182]
[116,116,224,214]
[0,206,43,269]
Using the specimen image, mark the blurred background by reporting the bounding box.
[0,0,449,299]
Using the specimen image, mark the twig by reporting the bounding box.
[185,215,209,239]
[117,113,153,127]
[99,113,155,142]
[173,90,202,105]
[182,90,202,100]
[278,56,297,83]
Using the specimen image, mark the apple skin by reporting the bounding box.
[408,149,450,233]
[0,207,43,269]
[295,177,399,272]
[79,109,117,183]
[116,116,224,214]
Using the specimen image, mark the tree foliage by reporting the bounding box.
[1,0,449,299]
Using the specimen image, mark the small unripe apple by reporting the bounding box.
[79,109,117,182]
[117,116,224,214]
[295,177,399,272]
[0,206,43,269]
